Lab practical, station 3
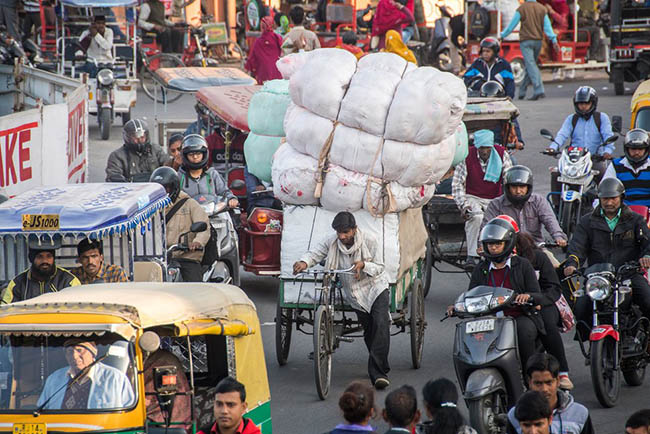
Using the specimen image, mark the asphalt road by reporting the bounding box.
[87,73,649,434]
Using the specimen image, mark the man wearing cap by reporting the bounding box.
[452,129,513,269]
[1,240,80,304]
[37,338,134,410]
[71,239,129,284]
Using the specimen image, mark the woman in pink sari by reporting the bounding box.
[245,16,283,84]
[371,0,414,49]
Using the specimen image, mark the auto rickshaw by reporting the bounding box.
[630,79,650,130]
[0,183,170,286]
[0,282,271,433]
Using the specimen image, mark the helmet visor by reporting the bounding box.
[479,222,512,243]
[505,167,533,186]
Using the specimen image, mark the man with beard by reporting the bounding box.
[1,239,80,304]
[293,212,391,389]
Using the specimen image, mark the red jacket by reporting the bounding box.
[198,418,261,434]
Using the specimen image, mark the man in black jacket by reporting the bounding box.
[564,178,650,340]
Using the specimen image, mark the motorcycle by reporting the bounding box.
[540,128,618,246]
[576,262,650,408]
[94,62,116,140]
[446,285,540,434]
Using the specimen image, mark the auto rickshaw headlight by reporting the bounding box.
[97,68,114,86]
[586,275,611,301]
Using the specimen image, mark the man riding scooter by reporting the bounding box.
[463,37,515,99]
[602,129,650,207]
[563,178,650,341]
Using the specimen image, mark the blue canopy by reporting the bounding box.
[0,183,170,238]
[60,0,138,7]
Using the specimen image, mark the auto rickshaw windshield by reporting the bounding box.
[635,107,650,131]
[0,334,137,412]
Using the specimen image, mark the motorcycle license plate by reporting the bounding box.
[465,319,495,334]
[13,424,46,434]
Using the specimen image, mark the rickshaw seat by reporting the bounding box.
[103,341,130,374]
[134,261,164,282]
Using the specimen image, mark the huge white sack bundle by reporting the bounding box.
[289,49,358,121]
[384,67,467,144]
[271,143,318,205]
[452,122,469,167]
[247,79,291,137]
[244,133,282,183]
[276,51,312,79]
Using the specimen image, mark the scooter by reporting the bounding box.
[540,128,618,245]
[445,285,540,434]
[427,5,462,73]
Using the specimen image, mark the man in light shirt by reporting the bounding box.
[78,15,113,77]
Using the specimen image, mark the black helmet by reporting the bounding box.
[480,37,500,58]
[480,81,505,98]
[623,128,650,165]
[504,165,533,205]
[573,86,598,119]
[480,217,517,264]
[150,167,181,202]
[598,177,625,199]
[181,134,209,170]
[123,119,150,153]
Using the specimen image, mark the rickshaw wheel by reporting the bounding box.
[511,58,525,86]
[422,240,433,298]
[410,278,425,369]
[275,299,293,366]
[140,53,185,103]
[313,305,332,400]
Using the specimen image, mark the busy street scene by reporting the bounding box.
[1,0,650,433]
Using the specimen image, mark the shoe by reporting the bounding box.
[558,374,574,390]
[518,93,526,100]
[528,93,546,101]
[374,377,390,390]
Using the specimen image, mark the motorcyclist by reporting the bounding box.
[463,37,515,99]
[546,86,615,190]
[177,134,239,209]
[150,167,210,282]
[601,129,650,207]
[1,239,81,304]
[481,165,567,265]
[455,216,545,372]
[563,178,650,341]
[105,119,167,182]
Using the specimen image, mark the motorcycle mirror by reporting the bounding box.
[605,134,619,144]
[138,331,161,353]
[540,128,554,141]
[229,179,245,191]
[611,115,623,133]
[190,221,208,233]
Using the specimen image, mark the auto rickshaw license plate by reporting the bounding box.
[13,423,46,434]
[21,214,60,231]
[466,319,495,334]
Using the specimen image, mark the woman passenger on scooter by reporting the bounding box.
[515,231,574,390]
[462,216,545,371]
[177,134,239,209]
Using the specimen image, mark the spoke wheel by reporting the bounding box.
[422,240,433,298]
[591,336,621,407]
[140,53,185,103]
[410,278,425,369]
[275,290,293,366]
[313,305,332,400]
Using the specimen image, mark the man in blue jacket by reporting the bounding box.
[464,37,515,99]
[602,129,650,207]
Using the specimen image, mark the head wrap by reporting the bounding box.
[474,129,502,183]
[384,30,417,64]
[261,16,274,33]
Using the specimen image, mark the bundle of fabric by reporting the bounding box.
[273,48,467,214]
[244,80,291,183]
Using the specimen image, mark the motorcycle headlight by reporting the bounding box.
[97,68,114,86]
[586,275,611,301]
[465,295,491,313]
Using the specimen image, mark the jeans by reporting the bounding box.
[176,258,203,282]
[519,39,543,98]
[354,289,391,382]
[76,61,98,78]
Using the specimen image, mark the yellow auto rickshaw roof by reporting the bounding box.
[631,79,650,112]
[0,283,258,336]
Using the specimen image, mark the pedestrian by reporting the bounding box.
[382,385,420,433]
[371,0,414,49]
[0,0,18,41]
[506,353,593,434]
[197,377,261,434]
[329,381,377,434]
[21,0,41,43]
[513,391,553,434]
[626,409,650,434]
[500,0,560,100]
[417,378,476,434]
[281,6,320,55]
[245,16,282,84]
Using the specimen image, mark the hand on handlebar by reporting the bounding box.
[555,237,567,247]
[446,305,455,318]
[228,198,240,208]
[602,153,613,160]
[293,261,308,275]
[543,147,558,156]
[514,293,532,304]
[353,261,365,280]
[189,241,203,251]
[564,265,577,277]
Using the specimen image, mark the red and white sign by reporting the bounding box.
[0,109,42,197]
[67,85,88,184]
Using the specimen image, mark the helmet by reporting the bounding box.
[573,86,598,119]
[123,119,150,153]
[598,177,625,199]
[480,37,500,57]
[181,134,209,170]
[504,165,533,205]
[480,81,505,98]
[623,128,650,165]
[480,216,517,263]
[150,167,181,202]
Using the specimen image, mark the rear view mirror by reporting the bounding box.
[190,221,208,233]
[606,134,619,144]
[611,115,622,133]
[540,128,554,141]
[138,331,160,353]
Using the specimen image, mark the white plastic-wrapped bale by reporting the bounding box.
[271,143,318,205]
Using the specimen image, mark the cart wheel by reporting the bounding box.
[511,58,525,86]
[140,53,185,103]
[422,240,433,298]
[313,305,332,400]
[614,80,624,96]
[275,295,293,366]
[410,279,425,369]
